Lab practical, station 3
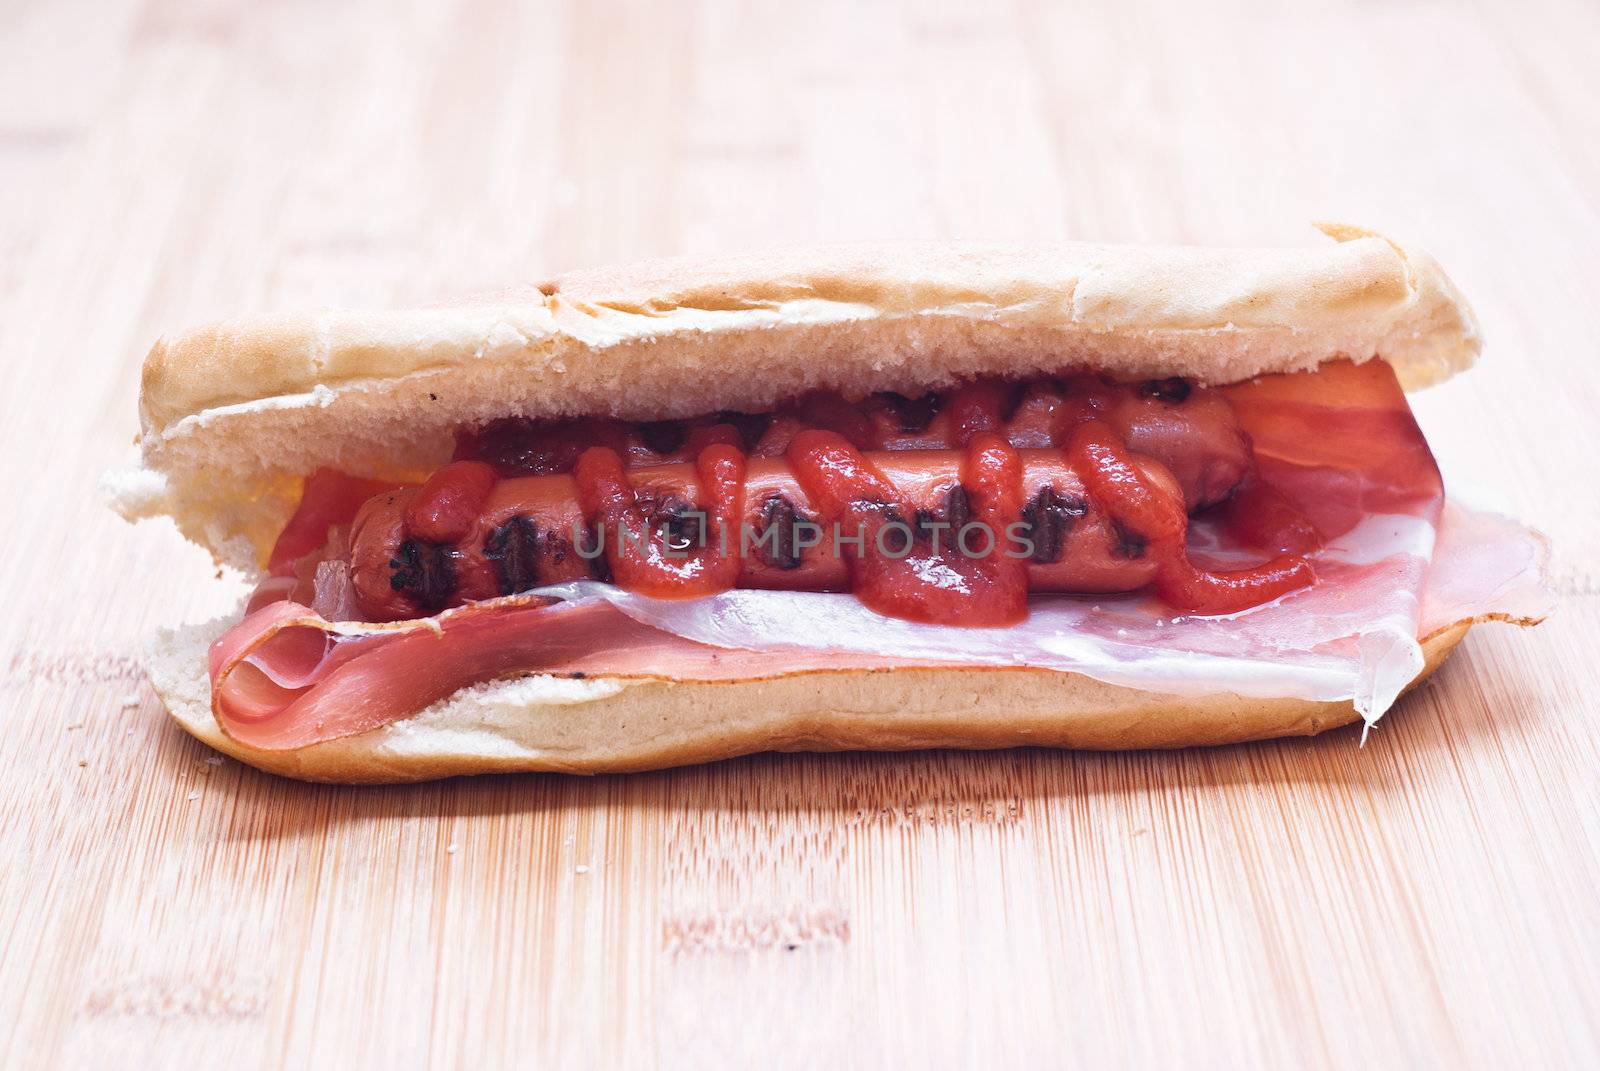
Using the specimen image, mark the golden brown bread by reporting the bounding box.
[140,224,1474,429]
[115,227,1500,781]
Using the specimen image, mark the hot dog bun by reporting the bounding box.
[113,224,1479,573]
[114,225,1495,781]
[147,610,1472,784]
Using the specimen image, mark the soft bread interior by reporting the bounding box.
[114,226,1479,573]
[147,613,1471,783]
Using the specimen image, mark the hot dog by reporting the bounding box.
[336,375,1270,622]
[329,373,1312,626]
[349,446,1183,621]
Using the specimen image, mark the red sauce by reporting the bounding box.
[1067,420,1313,615]
[957,433,1030,623]
[783,430,1028,627]
[266,469,398,575]
[683,421,743,455]
[570,442,747,599]
[404,460,498,543]
[945,381,1007,445]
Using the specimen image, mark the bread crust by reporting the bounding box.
[118,225,1480,572]
[141,225,1476,432]
[146,615,1471,784]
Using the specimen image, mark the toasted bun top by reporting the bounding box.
[115,224,1479,570]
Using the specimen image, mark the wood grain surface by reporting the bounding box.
[2,0,1597,1067]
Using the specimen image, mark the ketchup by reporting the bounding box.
[405,460,498,543]
[571,442,746,599]
[784,430,1027,627]
[945,381,1007,445]
[266,469,398,575]
[1067,421,1313,615]
[683,422,743,455]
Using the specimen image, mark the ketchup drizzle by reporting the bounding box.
[783,429,1028,627]
[571,443,746,599]
[404,460,498,543]
[1067,420,1313,615]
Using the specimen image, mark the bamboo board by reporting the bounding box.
[2,1,1597,1067]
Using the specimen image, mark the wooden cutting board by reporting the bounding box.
[2,1,1596,1067]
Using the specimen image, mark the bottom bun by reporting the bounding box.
[146,615,1471,784]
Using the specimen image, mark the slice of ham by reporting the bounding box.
[210,594,950,750]
[211,361,1551,751]
[210,594,568,750]
[1420,498,1551,636]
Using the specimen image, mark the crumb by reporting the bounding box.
[575,864,590,874]
[202,756,224,766]
[187,791,200,801]
[66,723,84,731]
[77,760,87,767]
[446,843,459,855]
[120,694,141,709]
